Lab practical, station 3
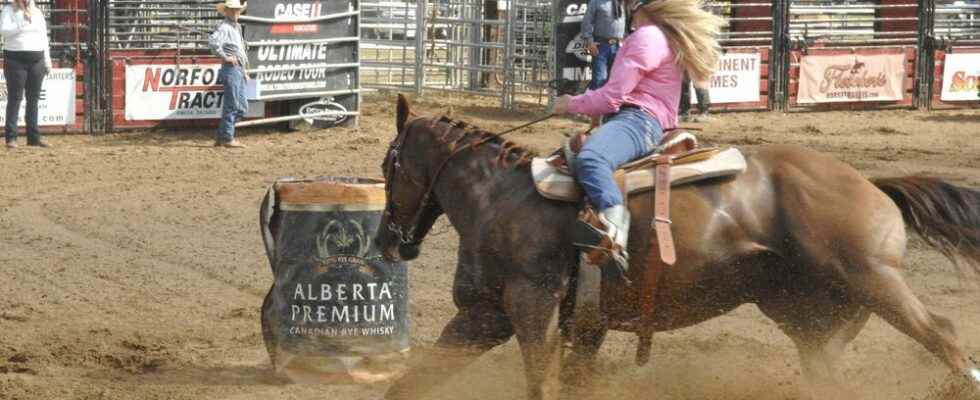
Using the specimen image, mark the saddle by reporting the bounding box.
[533,129,747,366]
[531,130,746,203]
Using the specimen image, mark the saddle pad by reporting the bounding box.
[531,147,747,202]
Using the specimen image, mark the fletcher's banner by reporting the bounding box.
[798,54,905,104]
[556,0,590,87]
[0,68,75,126]
[940,53,980,101]
[691,52,761,104]
[125,64,265,120]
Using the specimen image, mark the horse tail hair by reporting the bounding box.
[873,176,980,275]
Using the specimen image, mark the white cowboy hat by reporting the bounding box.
[216,0,247,13]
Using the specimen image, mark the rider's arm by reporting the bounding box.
[567,26,671,116]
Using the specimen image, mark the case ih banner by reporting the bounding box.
[125,64,266,120]
[797,54,906,104]
[556,0,591,84]
[243,0,359,102]
[940,53,980,102]
[0,68,75,126]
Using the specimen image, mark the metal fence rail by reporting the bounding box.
[107,0,221,50]
[789,1,919,47]
[360,0,554,108]
[935,0,980,44]
[711,1,774,48]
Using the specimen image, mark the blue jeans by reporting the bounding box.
[217,64,248,143]
[589,41,619,90]
[576,107,663,210]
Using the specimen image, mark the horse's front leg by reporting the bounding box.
[505,275,567,400]
[387,244,515,400]
[385,304,513,400]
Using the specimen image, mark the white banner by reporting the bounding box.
[0,68,76,126]
[125,64,265,120]
[940,53,980,101]
[797,54,906,104]
[692,53,762,104]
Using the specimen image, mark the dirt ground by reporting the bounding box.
[0,92,978,400]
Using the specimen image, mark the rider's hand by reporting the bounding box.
[225,56,238,65]
[553,95,572,115]
[587,43,599,56]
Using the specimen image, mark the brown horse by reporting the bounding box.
[374,95,980,400]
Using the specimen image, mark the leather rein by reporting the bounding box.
[383,114,555,246]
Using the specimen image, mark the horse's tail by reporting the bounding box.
[872,176,980,274]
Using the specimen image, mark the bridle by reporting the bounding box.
[382,116,430,247]
[382,113,555,247]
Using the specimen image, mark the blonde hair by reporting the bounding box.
[635,0,726,83]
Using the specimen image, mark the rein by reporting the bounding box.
[383,114,554,245]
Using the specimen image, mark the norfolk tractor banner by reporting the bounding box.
[798,54,906,104]
[0,68,75,126]
[690,52,761,104]
[125,64,266,121]
[940,53,980,101]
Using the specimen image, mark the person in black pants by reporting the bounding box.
[1,0,52,149]
[679,73,711,122]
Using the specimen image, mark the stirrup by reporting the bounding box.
[572,205,631,283]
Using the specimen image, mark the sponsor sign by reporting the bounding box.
[691,52,761,104]
[0,68,75,126]
[556,0,591,85]
[244,0,359,101]
[124,64,265,120]
[261,179,410,364]
[798,54,906,104]
[940,53,980,101]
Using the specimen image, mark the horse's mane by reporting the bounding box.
[421,115,538,169]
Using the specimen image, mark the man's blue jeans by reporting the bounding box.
[217,64,248,143]
[576,107,663,210]
[589,41,619,90]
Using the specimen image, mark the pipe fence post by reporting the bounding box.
[415,0,427,96]
[915,0,936,110]
[770,0,791,112]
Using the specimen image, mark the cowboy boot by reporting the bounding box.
[597,205,630,273]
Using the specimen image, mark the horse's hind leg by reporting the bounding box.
[758,287,870,399]
[850,259,979,384]
[385,304,514,400]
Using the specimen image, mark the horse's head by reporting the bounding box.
[375,94,444,262]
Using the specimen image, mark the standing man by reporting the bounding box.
[679,74,711,122]
[209,0,248,148]
[581,0,625,92]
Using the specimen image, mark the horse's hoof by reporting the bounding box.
[969,368,980,390]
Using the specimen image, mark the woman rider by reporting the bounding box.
[552,0,724,273]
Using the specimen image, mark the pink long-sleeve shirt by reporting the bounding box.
[568,24,683,130]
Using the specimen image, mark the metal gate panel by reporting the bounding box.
[362,0,553,109]
[714,1,773,111]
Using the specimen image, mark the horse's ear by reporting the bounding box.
[396,93,411,133]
